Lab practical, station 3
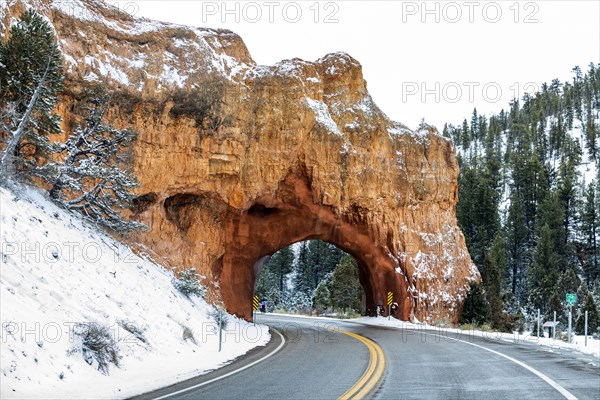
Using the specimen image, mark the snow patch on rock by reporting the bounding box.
[305,98,342,136]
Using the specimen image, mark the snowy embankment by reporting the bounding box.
[353,316,600,359]
[0,185,270,399]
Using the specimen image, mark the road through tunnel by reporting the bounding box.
[217,169,411,321]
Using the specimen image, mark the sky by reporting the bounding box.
[125,0,599,130]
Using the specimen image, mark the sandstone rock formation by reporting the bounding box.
[2,0,478,323]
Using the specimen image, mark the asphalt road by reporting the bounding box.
[133,314,600,400]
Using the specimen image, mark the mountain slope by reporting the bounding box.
[0,185,269,399]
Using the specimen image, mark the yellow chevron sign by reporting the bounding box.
[387,292,393,306]
[253,295,259,311]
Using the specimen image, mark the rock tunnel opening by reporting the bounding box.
[216,169,412,321]
[253,240,368,316]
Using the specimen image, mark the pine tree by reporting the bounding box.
[457,163,477,253]
[545,291,567,327]
[557,136,582,245]
[292,240,343,297]
[288,291,312,313]
[329,255,362,313]
[549,269,580,327]
[575,293,599,335]
[529,193,566,311]
[580,182,599,282]
[293,241,313,296]
[506,190,528,300]
[43,89,143,232]
[172,268,206,298]
[442,123,451,139]
[460,283,489,325]
[264,246,293,293]
[584,100,597,160]
[457,160,500,269]
[484,116,502,184]
[529,314,543,336]
[592,278,600,307]
[485,234,507,328]
[576,282,590,315]
[556,268,580,300]
[306,240,343,290]
[313,274,332,313]
[461,118,471,151]
[529,224,559,311]
[0,10,63,180]
[255,258,287,310]
[470,108,479,142]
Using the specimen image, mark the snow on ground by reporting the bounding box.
[0,185,270,399]
[353,316,600,359]
[352,316,425,330]
[263,312,598,361]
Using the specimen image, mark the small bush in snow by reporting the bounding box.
[118,320,147,344]
[434,318,452,328]
[209,308,229,329]
[530,321,543,337]
[172,268,206,298]
[182,326,196,344]
[73,322,120,374]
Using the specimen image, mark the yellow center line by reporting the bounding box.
[353,338,385,399]
[329,327,386,400]
[338,332,377,400]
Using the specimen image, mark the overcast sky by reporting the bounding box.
[130,0,600,130]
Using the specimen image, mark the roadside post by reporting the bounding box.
[537,309,540,337]
[387,292,393,321]
[253,295,259,326]
[218,309,223,352]
[585,310,588,347]
[553,311,556,341]
[568,309,572,343]
[566,293,576,343]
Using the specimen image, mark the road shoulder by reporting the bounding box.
[130,327,284,400]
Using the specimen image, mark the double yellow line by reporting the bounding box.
[335,328,386,400]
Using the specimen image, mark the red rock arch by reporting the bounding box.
[218,168,410,320]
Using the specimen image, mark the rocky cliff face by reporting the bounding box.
[2,0,478,323]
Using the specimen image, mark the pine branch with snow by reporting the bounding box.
[44,88,144,232]
[172,268,207,298]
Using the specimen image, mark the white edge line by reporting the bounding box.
[442,334,578,400]
[151,328,286,400]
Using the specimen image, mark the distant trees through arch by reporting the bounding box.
[255,240,363,316]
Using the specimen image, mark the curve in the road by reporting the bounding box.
[132,315,597,400]
[151,329,286,400]
[334,327,386,400]
[411,329,579,400]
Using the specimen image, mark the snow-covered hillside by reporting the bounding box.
[0,185,269,399]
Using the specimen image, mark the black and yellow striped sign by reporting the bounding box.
[387,291,393,306]
[253,295,259,311]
